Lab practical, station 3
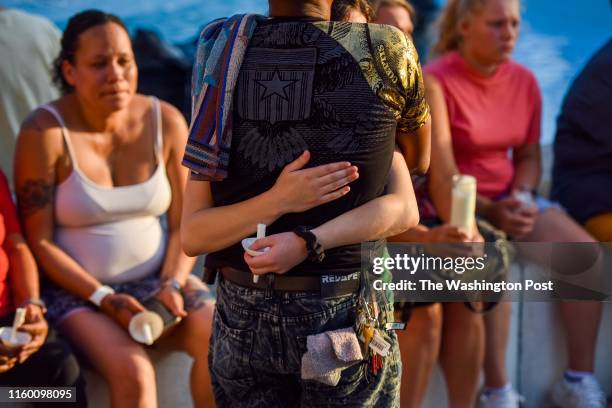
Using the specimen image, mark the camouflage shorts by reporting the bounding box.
[43,274,214,325]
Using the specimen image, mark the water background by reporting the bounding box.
[4,0,611,144]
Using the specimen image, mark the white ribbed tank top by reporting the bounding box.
[39,97,172,284]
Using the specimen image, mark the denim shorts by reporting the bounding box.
[209,276,401,407]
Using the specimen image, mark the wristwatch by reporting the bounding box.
[293,226,325,263]
[160,278,183,295]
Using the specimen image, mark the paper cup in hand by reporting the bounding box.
[0,328,31,351]
[513,190,537,211]
[129,311,164,345]
[241,237,270,257]
[247,223,270,284]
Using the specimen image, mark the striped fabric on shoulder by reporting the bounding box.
[183,14,265,181]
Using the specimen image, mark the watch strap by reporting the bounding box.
[293,226,325,263]
[160,278,183,294]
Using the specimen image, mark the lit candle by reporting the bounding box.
[253,224,266,283]
[450,175,477,235]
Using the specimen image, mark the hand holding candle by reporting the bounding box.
[253,224,266,283]
[241,223,271,283]
[10,308,26,343]
[0,308,31,351]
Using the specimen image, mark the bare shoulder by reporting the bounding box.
[423,74,446,105]
[158,99,189,149]
[20,104,59,135]
[159,100,188,132]
[17,103,65,159]
[132,94,187,131]
[14,103,67,197]
[423,73,441,88]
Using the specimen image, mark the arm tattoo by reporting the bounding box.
[17,179,55,218]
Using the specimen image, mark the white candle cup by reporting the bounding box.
[257,224,266,239]
[10,308,26,343]
[143,323,154,346]
[0,327,31,351]
[129,311,164,345]
[513,190,537,211]
[253,224,267,283]
[450,175,477,236]
[242,237,271,257]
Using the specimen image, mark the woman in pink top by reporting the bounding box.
[425,0,604,407]
[374,3,492,407]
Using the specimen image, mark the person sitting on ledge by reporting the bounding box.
[14,10,215,408]
[0,168,86,406]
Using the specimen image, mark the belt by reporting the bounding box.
[219,266,361,296]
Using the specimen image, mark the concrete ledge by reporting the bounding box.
[84,351,193,408]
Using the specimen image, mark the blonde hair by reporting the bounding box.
[432,0,488,56]
[375,0,417,21]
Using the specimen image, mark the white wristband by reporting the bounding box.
[88,285,115,307]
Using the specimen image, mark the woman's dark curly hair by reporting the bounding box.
[331,0,375,22]
[53,9,129,94]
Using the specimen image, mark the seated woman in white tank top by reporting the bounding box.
[42,98,170,285]
[12,11,218,407]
